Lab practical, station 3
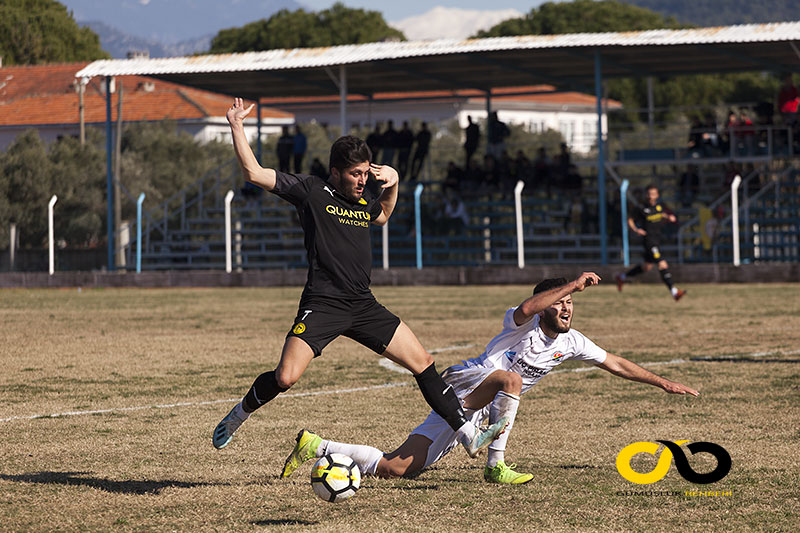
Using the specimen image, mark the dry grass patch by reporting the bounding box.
[0,284,798,532]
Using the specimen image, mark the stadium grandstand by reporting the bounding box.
[3,22,800,277]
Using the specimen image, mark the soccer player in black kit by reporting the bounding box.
[213,98,507,459]
[616,185,686,301]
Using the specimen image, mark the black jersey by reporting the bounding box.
[633,200,670,246]
[272,171,384,298]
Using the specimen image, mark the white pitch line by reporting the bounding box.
[379,343,480,375]
[3,347,796,424]
[0,382,408,423]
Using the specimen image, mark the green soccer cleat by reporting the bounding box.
[281,429,322,478]
[484,461,534,484]
[463,417,510,458]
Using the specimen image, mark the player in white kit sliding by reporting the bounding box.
[281,272,700,484]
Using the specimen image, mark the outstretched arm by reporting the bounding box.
[227,97,276,191]
[597,353,699,396]
[371,164,399,226]
[513,271,601,326]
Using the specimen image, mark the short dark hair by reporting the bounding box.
[533,277,569,295]
[329,135,371,172]
[645,184,658,192]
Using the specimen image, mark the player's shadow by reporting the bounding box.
[251,519,318,526]
[0,471,223,495]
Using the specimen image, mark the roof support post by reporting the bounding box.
[594,50,608,265]
[647,76,655,148]
[105,76,115,272]
[339,65,347,136]
[256,101,263,165]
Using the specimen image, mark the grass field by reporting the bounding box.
[1,283,798,532]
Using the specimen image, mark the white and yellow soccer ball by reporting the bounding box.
[310,453,361,503]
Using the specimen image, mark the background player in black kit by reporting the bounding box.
[213,98,507,459]
[616,185,686,301]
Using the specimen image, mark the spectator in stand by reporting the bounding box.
[555,142,571,185]
[397,121,414,180]
[533,147,551,194]
[443,161,465,195]
[276,126,294,173]
[778,74,799,127]
[464,115,480,167]
[366,123,383,163]
[442,192,470,235]
[702,113,719,156]
[381,120,399,166]
[679,164,700,207]
[687,116,704,158]
[310,157,328,179]
[513,150,533,186]
[738,110,756,155]
[464,158,485,193]
[487,112,510,159]
[482,154,501,193]
[410,122,432,181]
[720,110,737,155]
[292,125,307,174]
[563,164,582,194]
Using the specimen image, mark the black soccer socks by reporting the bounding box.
[242,371,289,413]
[414,363,468,431]
[659,268,675,291]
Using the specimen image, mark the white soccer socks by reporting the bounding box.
[486,391,520,468]
[320,439,384,476]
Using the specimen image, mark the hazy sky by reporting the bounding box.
[301,1,547,21]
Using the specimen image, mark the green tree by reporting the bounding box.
[476,0,684,37]
[209,2,404,53]
[475,0,781,124]
[0,0,108,65]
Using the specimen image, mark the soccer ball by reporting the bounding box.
[310,453,361,503]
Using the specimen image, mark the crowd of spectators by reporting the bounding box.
[366,121,432,181]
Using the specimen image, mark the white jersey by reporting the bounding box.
[461,307,607,394]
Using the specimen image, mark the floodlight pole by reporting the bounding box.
[225,190,235,273]
[595,50,608,265]
[136,192,145,274]
[414,183,424,270]
[620,180,630,267]
[48,195,58,275]
[514,180,525,268]
[731,174,742,266]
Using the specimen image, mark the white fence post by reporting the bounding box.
[731,174,742,266]
[514,180,525,269]
[48,195,57,275]
[382,221,389,270]
[224,190,234,273]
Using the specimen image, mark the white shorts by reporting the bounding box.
[410,364,496,469]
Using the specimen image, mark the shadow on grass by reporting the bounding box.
[251,519,318,526]
[0,471,224,495]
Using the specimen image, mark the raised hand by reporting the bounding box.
[227,97,254,126]
[370,163,398,189]
[574,271,601,291]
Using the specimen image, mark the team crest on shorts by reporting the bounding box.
[293,323,306,334]
[552,352,564,362]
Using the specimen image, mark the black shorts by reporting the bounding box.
[287,295,401,357]
[643,242,663,263]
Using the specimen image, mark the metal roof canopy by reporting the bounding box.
[76,22,800,270]
[77,23,800,100]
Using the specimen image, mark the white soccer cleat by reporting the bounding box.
[213,405,248,449]
[463,417,510,458]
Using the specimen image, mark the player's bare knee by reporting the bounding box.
[500,370,522,394]
[274,370,297,390]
